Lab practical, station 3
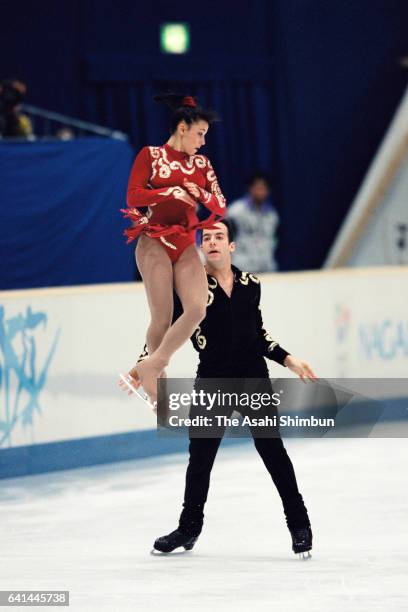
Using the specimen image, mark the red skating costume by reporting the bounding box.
[122,143,226,263]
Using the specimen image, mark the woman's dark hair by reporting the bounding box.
[154,93,219,134]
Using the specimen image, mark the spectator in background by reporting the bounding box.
[227,172,279,272]
[0,79,33,138]
[55,127,75,140]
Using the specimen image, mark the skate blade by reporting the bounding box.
[119,373,157,412]
[150,548,193,556]
[298,551,312,560]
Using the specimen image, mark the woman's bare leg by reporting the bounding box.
[127,235,173,385]
[158,244,207,362]
[136,244,207,400]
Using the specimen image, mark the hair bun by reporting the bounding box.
[181,96,197,108]
[153,91,219,131]
[153,92,196,111]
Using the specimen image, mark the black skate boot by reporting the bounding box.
[290,526,313,560]
[153,529,198,553]
[152,504,203,554]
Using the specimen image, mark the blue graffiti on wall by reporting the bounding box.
[0,305,60,447]
[359,319,408,360]
[335,304,351,344]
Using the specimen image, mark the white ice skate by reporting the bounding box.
[298,551,312,560]
[118,373,157,413]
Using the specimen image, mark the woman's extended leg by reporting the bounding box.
[134,235,174,355]
[135,244,207,400]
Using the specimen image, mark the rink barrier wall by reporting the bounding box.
[0,431,186,478]
[0,433,248,479]
[1,266,407,479]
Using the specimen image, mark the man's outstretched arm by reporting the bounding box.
[255,281,318,382]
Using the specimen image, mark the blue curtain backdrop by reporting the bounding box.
[0,139,135,290]
[81,56,277,206]
[1,0,408,278]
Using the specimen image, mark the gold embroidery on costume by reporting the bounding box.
[148,147,226,209]
[195,326,207,349]
[158,164,171,178]
[157,186,188,200]
[239,271,249,285]
[159,236,177,250]
[149,146,207,180]
[163,148,194,172]
[207,276,216,305]
[264,331,279,352]
[194,156,206,169]
[149,147,160,159]
[210,177,226,208]
[200,190,212,204]
[249,274,260,284]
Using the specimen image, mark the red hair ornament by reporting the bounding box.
[181,96,197,108]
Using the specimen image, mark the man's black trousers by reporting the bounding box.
[178,358,311,536]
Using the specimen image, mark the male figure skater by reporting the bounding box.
[131,220,317,557]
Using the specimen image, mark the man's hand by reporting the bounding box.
[283,355,318,383]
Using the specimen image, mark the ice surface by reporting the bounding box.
[0,437,407,611]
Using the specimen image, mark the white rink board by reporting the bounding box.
[0,266,407,451]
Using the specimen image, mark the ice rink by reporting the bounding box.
[1,436,406,611]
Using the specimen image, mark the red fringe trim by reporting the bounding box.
[120,207,225,245]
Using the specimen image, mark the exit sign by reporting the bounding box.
[160,23,190,54]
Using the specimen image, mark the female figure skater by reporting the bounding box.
[120,94,226,405]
